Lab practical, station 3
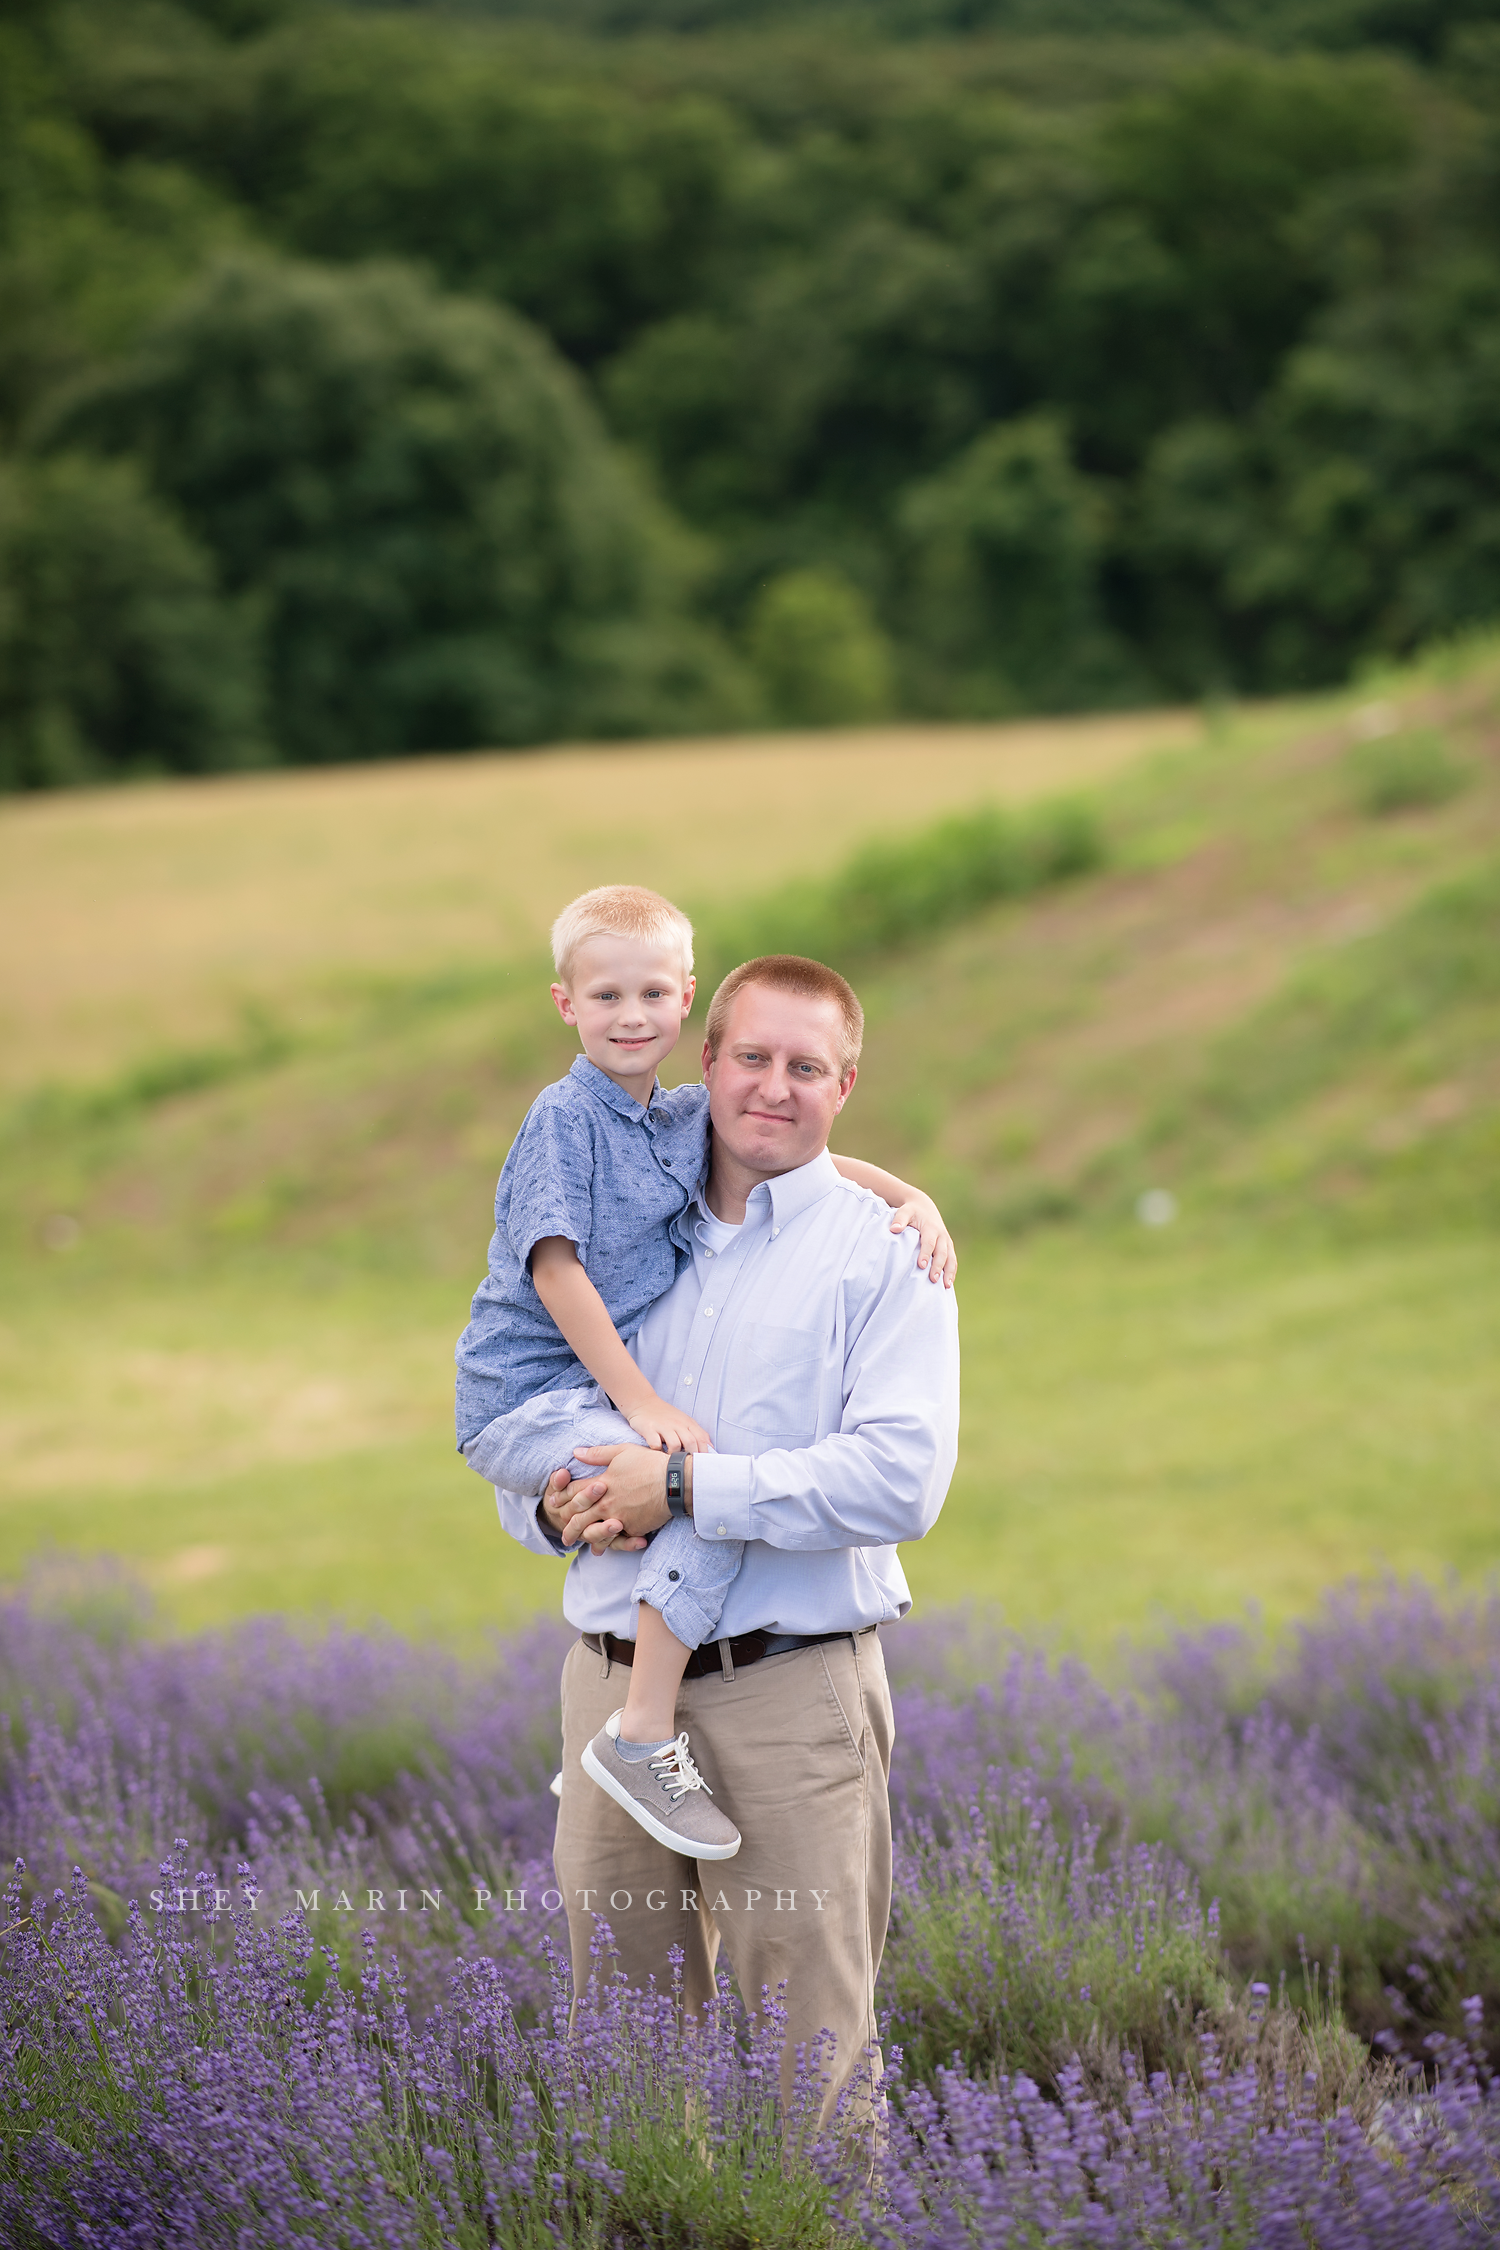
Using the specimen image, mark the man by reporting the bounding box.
[491,954,960,2105]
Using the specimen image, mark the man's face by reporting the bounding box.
[552,936,694,1092]
[702,984,856,1177]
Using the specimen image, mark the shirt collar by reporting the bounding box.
[691,1147,842,1229]
[568,1052,655,1123]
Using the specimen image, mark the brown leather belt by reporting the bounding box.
[580,1626,864,1680]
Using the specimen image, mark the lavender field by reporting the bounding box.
[4,1562,1498,2245]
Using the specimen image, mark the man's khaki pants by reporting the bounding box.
[553,1628,894,2112]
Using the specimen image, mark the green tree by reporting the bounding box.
[1135,259,1500,689]
[745,567,895,725]
[1258,262,1500,667]
[0,16,250,443]
[16,0,1500,756]
[604,210,992,531]
[899,416,1134,713]
[985,54,1417,476]
[70,12,746,367]
[0,452,265,789]
[43,253,748,759]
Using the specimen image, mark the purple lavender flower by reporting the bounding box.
[4,1563,1500,2241]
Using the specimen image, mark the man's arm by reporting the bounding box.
[530,1237,710,1453]
[828,1155,957,1286]
[564,1229,959,1555]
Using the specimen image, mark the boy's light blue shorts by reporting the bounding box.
[462,1384,744,1650]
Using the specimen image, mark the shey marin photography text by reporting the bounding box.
[144,1881,831,1915]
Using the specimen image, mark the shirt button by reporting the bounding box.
[704,1249,714,1259]
[717,1525,727,1537]
[682,1373,693,1385]
[773,1226,781,1237]
[662,1158,673,1169]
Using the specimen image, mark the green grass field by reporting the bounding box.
[4,1226,1496,1648]
[3,658,1498,1645]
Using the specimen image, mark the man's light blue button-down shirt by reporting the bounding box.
[493,1148,960,1637]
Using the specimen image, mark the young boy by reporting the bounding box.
[455,884,953,1860]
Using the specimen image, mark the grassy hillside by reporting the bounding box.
[2,649,1497,1642]
[0,709,1185,1099]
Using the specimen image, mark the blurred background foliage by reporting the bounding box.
[4,0,1500,779]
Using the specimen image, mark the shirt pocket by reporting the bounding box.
[723,1321,824,1444]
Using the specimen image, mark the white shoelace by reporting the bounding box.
[649,1733,716,1801]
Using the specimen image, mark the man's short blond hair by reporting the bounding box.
[550,885,695,987]
[705,955,864,1076]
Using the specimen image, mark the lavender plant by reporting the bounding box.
[5,1563,1500,2244]
[1,1559,572,2021]
[852,2027,1498,2249]
[2,1859,848,2248]
[883,1778,1229,2089]
[885,1585,1500,2062]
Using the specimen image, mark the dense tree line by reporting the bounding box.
[3,0,1500,780]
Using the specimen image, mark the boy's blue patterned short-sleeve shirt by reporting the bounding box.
[454,1056,709,1447]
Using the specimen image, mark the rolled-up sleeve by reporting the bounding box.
[494,1484,570,1558]
[690,1236,959,1551]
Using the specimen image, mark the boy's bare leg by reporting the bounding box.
[619,1603,693,1742]
[582,1598,741,1855]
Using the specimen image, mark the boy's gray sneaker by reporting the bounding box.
[581,1711,742,1860]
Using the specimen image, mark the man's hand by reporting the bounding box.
[887,1193,958,1287]
[561,1442,675,1547]
[624,1395,713,1453]
[539,1464,647,1553]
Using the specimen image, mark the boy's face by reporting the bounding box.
[551,936,695,1094]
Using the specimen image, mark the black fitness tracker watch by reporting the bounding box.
[666,1451,689,1517]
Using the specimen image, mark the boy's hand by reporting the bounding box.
[624,1396,713,1453]
[887,1194,958,1287]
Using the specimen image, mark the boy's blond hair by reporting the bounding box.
[550,885,695,987]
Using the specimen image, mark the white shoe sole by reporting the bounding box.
[580,1741,742,1860]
